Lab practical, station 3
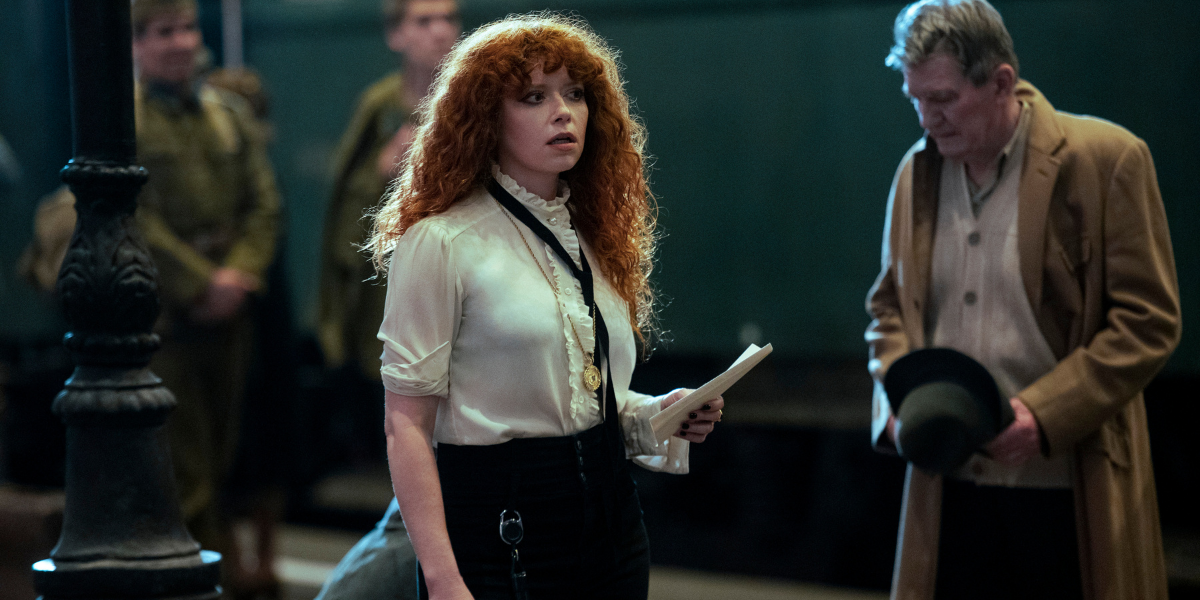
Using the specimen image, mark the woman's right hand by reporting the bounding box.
[426,577,474,600]
[659,388,724,443]
[384,390,473,600]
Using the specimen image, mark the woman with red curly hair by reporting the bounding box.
[370,13,724,599]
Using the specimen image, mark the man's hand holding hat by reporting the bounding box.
[985,398,1043,467]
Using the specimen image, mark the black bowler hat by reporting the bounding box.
[883,348,1014,475]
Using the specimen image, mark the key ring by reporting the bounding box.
[499,509,524,546]
[499,509,529,599]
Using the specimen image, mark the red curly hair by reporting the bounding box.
[368,12,659,338]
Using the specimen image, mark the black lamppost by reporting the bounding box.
[31,0,221,597]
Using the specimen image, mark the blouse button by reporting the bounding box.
[549,217,558,226]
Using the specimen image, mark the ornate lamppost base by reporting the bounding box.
[34,0,226,597]
[33,551,222,600]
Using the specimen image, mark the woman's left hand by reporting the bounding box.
[659,389,724,443]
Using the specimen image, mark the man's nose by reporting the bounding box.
[916,102,941,130]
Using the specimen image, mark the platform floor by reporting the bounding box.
[275,523,889,600]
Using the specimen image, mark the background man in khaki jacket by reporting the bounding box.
[131,0,280,593]
[866,1,1180,598]
[317,0,459,382]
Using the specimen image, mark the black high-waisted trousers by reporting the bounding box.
[418,423,650,600]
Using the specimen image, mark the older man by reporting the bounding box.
[866,1,1180,598]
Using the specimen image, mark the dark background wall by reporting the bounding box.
[242,0,1200,369]
[0,0,71,341]
[246,0,1200,370]
[2,0,1196,370]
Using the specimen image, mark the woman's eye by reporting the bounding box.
[522,91,545,104]
[567,88,585,101]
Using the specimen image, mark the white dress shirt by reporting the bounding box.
[378,169,688,473]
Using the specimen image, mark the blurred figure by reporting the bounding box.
[16,187,74,296]
[315,498,416,600]
[206,66,274,144]
[317,0,460,383]
[314,2,457,599]
[866,1,1179,598]
[0,133,19,193]
[131,0,280,596]
[204,65,292,600]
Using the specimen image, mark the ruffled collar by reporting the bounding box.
[488,167,594,409]
[491,165,572,222]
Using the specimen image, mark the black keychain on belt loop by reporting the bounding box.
[499,457,529,598]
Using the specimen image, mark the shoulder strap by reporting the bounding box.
[485,178,595,308]
[486,178,620,430]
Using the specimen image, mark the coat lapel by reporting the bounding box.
[908,139,941,348]
[1015,81,1067,314]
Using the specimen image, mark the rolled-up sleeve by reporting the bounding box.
[378,222,461,397]
[621,390,690,474]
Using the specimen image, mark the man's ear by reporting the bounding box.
[992,63,1017,97]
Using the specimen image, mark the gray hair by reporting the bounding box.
[885,0,1019,86]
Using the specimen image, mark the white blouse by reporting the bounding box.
[378,169,688,473]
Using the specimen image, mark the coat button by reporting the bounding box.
[972,463,985,476]
[964,291,977,305]
[968,232,980,246]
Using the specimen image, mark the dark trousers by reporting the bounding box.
[935,478,1083,600]
[155,314,253,555]
[418,424,650,600]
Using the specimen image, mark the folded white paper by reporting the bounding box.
[649,343,773,444]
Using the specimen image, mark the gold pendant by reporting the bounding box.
[583,364,602,392]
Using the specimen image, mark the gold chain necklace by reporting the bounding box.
[496,200,603,392]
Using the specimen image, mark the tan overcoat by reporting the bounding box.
[866,81,1180,600]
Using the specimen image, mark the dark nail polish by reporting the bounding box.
[702,404,711,410]
[681,423,690,430]
[689,412,697,419]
